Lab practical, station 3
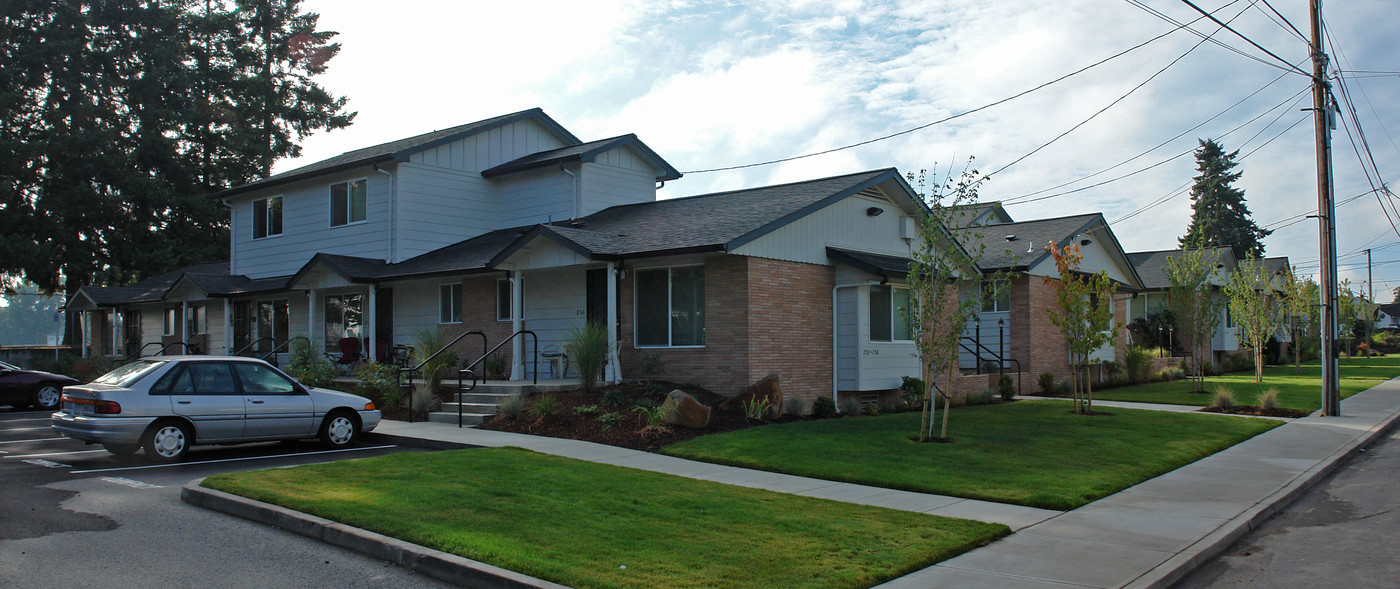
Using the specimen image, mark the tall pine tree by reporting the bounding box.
[1179,139,1271,259]
[0,1,353,342]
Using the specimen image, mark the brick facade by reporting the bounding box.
[443,275,514,374]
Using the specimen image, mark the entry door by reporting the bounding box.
[586,269,608,325]
[376,288,394,359]
[168,362,245,441]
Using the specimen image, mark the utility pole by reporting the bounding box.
[1367,249,1373,302]
[1311,0,1341,416]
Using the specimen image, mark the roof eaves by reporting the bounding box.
[489,225,598,267]
[213,154,397,200]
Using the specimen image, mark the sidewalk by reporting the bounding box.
[367,381,1400,589]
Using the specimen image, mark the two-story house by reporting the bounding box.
[70,108,948,411]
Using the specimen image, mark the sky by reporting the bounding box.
[284,0,1400,297]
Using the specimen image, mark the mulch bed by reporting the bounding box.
[1199,405,1310,418]
[477,381,798,452]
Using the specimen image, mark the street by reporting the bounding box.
[0,407,454,588]
[1176,427,1400,588]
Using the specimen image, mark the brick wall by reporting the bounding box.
[447,275,514,374]
[1019,275,1074,383]
[745,257,834,408]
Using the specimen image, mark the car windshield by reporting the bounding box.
[91,360,166,386]
[0,360,18,370]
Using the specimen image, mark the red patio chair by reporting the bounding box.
[331,337,363,373]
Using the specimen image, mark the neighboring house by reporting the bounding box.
[1375,303,1400,331]
[1125,247,1241,362]
[70,108,946,410]
[951,211,1144,383]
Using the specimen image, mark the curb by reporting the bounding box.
[1123,400,1400,588]
[182,478,567,589]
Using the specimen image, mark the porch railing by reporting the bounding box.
[233,338,277,357]
[958,336,1021,396]
[129,341,191,359]
[396,331,488,424]
[451,330,539,428]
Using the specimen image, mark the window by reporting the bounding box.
[155,363,237,395]
[330,179,367,226]
[163,308,177,336]
[636,266,705,347]
[869,285,912,342]
[981,280,1010,312]
[232,362,297,394]
[440,283,462,324]
[325,293,363,348]
[186,305,207,336]
[252,196,282,239]
[497,278,514,321]
[257,300,290,351]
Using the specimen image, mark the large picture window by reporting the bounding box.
[253,196,282,239]
[636,266,705,347]
[330,179,367,227]
[869,285,912,342]
[440,283,462,324]
[325,294,363,348]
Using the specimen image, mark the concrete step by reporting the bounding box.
[427,411,489,427]
[454,391,520,405]
[442,401,500,415]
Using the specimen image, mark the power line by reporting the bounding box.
[1179,0,1313,77]
[679,5,1218,174]
[1256,0,1309,43]
[1126,0,1297,74]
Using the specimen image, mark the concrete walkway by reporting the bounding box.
[366,382,1400,589]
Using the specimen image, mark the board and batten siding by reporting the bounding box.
[519,267,586,378]
[732,195,915,266]
[231,169,391,279]
[578,159,659,217]
[407,119,570,173]
[395,163,496,260]
[495,169,576,227]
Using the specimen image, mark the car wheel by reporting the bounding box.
[32,384,63,411]
[103,443,139,457]
[143,421,192,462]
[318,411,358,448]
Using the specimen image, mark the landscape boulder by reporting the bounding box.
[718,374,783,418]
[662,390,711,429]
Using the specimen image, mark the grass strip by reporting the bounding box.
[204,447,1007,589]
[662,400,1280,510]
[1095,356,1400,410]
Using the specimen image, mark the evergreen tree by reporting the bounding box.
[1178,139,1271,259]
[0,1,353,341]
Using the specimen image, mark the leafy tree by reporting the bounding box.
[0,0,353,342]
[1224,256,1282,383]
[1336,280,1375,356]
[906,164,992,441]
[1279,269,1318,373]
[1166,247,1225,391]
[1043,244,1120,415]
[1179,139,1271,260]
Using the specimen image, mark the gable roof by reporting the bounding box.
[1126,247,1236,290]
[946,201,1014,228]
[952,213,1102,271]
[214,108,580,200]
[481,134,681,181]
[70,261,233,308]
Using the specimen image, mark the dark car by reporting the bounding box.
[0,360,82,411]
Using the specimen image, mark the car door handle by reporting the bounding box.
[250,399,264,404]
[176,399,191,404]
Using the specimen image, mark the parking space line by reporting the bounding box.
[70,445,397,474]
[5,449,108,459]
[0,418,54,423]
[0,437,66,445]
[0,426,54,432]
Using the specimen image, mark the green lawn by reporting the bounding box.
[661,401,1280,510]
[1094,356,1400,411]
[203,447,1007,589]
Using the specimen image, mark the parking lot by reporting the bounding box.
[0,406,455,588]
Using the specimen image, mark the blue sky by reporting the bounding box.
[289,0,1399,296]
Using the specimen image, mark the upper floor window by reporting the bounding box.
[870,285,912,342]
[252,196,282,239]
[636,266,705,347]
[440,283,462,324]
[330,179,367,227]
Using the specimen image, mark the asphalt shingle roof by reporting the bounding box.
[1126,247,1235,290]
[481,134,681,181]
[951,213,1101,270]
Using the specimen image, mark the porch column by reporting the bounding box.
[181,300,189,352]
[367,285,378,362]
[111,311,121,356]
[81,310,90,358]
[510,271,524,380]
[223,301,232,355]
[605,262,620,383]
[307,289,317,350]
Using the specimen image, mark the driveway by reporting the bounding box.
[0,408,455,588]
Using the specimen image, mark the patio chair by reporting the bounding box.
[541,344,569,379]
[327,337,363,373]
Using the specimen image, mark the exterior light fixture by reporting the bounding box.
[866,207,884,217]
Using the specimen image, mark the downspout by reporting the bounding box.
[221,200,235,272]
[374,163,395,263]
[559,162,577,220]
[831,281,884,410]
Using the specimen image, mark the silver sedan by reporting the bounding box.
[52,356,381,462]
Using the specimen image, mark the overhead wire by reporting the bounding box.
[1178,0,1313,77]
[1126,0,1298,74]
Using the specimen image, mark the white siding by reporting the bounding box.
[734,195,915,266]
[231,169,392,279]
[1030,229,1137,286]
[578,158,657,217]
[852,285,920,391]
[495,169,576,227]
[835,287,859,390]
[396,163,495,260]
[390,279,443,346]
[498,238,591,271]
[407,119,570,173]
[520,268,586,378]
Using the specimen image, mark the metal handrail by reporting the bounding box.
[451,330,539,428]
[397,331,487,424]
[233,337,276,357]
[958,337,1022,396]
[129,341,191,359]
[258,336,308,367]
